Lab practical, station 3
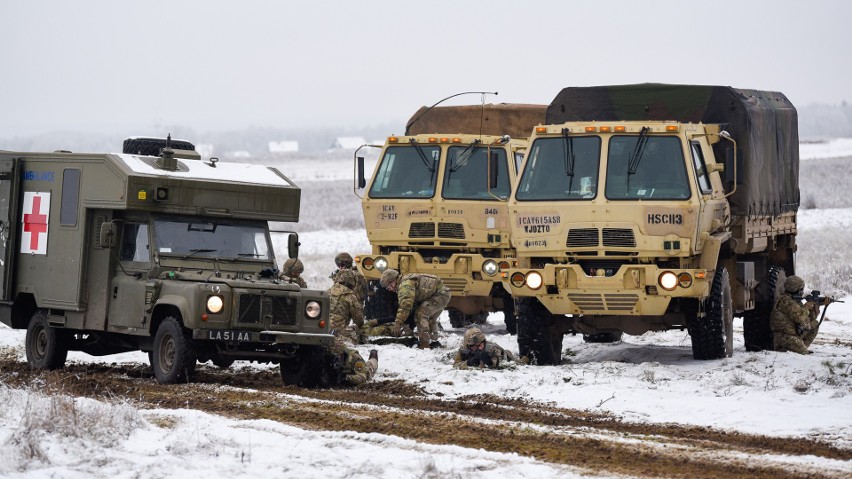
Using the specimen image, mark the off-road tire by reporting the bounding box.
[744,265,784,352]
[152,317,198,384]
[516,297,562,365]
[364,280,397,321]
[689,267,734,360]
[583,331,624,343]
[280,346,332,388]
[122,137,196,157]
[25,310,68,370]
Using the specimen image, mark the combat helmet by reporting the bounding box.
[380,269,400,288]
[784,275,805,293]
[282,258,304,277]
[463,327,486,348]
[335,252,354,268]
[335,269,357,289]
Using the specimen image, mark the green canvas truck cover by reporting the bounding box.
[546,84,799,217]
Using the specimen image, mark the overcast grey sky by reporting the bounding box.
[1,0,849,136]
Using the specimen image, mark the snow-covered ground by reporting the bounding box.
[2,143,851,478]
[800,137,852,161]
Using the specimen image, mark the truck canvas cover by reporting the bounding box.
[546,84,799,217]
[407,103,547,139]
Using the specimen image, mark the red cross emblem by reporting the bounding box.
[21,192,51,254]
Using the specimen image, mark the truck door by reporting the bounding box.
[106,222,151,333]
[0,158,20,301]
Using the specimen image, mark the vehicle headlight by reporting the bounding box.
[659,271,678,291]
[374,256,388,272]
[526,271,543,290]
[362,257,375,270]
[482,259,499,276]
[206,295,224,314]
[678,272,693,288]
[305,301,322,318]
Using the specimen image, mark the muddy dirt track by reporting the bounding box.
[1,358,850,479]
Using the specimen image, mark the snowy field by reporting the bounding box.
[1,144,851,478]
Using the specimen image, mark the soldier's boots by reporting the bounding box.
[369,349,378,361]
[429,340,442,349]
[366,319,379,327]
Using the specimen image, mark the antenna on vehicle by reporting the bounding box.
[405,91,498,135]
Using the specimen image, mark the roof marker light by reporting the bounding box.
[599,126,611,133]
[535,127,547,134]
[585,126,597,132]
[666,125,679,132]
[614,126,626,132]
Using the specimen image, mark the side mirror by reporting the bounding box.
[489,151,499,189]
[357,156,366,189]
[288,233,300,259]
[99,222,116,248]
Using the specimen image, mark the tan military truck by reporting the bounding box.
[354,103,545,331]
[502,84,799,363]
[0,137,336,386]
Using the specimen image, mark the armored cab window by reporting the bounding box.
[60,169,80,226]
[514,152,524,174]
[369,145,439,198]
[119,223,150,262]
[690,141,713,194]
[516,136,601,201]
[442,146,510,200]
[605,136,690,200]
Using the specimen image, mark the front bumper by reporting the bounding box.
[193,329,334,347]
[502,263,711,315]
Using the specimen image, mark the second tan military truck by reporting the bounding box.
[502,84,799,363]
[355,103,545,331]
[0,138,337,386]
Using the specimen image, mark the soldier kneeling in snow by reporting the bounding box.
[453,327,516,369]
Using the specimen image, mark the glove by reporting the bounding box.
[822,296,833,306]
[390,322,402,337]
[366,319,378,327]
[466,355,482,367]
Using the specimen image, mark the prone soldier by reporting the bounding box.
[453,327,516,369]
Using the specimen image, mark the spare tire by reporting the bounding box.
[123,137,196,157]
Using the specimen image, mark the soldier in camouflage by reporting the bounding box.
[328,270,364,345]
[380,269,451,349]
[453,327,516,369]
[331,252,368,303]
[328,339,379,386]
[771,275,829,354]
[280,258,307,288]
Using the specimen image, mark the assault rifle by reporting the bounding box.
[796,291,844,334]
[459,348,495,367]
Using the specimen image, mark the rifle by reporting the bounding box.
[459,348,495,367]
[804,290,844,327]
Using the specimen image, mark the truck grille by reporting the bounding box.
[238,294,299,326]
[602,228,636,247]
[441,278,469,292]
[409,222,435,238]
[568,293,639,312]
[438,222,465,239]
[566,228,599,247]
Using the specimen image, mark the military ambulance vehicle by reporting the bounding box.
[503,84,799,363]
[0,137,336,386]
[355,103,545,331]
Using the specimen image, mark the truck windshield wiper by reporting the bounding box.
[181,248,217,259]
[449,139,481,172]
[562,128,576,193]
[627,127,650,175]
[409,139,435,172]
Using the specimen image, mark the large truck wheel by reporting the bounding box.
[25,310,69,370]
[152,317,197,384]
[503,298,518,335]
[744,265,784,352]
[690,267,734,360]
[122,137,195,156]
[280,346,332,388]
[449,310,488,328]
[516,298,562,365]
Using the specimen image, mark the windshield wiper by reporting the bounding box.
[562,128,575,193]
[627,127,650,175]
[449,139,481,172]
[409,138,435,172]
[181,248,217,259]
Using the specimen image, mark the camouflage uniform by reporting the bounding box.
[331,267,368,302]
[453,327,515,369]
[384,270,451,348]
[328,270,364,345]
[361,320,414,338]
[280,258,307,288]
[328,338,378,386]
[771,294,820,354]
[770,275,821,354]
